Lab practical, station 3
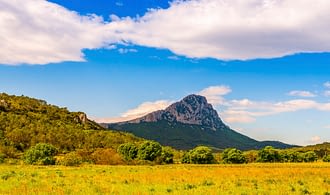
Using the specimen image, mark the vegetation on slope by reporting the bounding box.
[0,93,140,159]
[109,121,293,150]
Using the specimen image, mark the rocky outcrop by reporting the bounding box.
[126,94,227,130]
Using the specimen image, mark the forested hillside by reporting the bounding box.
[0,93,140,156]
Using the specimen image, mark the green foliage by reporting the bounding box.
[182,146,215,164]
[117,142,138,160]
[280,151,304,163]
[244,150,258,163]
[137,141,162,161]
[323,154,330,162]
[302,151,317,162]
[0,93,141,156]
[222,148,246,164]
[109,120,292,151]
[159,146,174,164]
[257,146,281,163]
[24,143,57,165]
[57,152,83,166]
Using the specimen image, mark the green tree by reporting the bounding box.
[302,151,318,162]
[24,143,57,165]
[222,148,246,164]
[257,146,281,162]
[117,142,138,160]
[182,146,215,164]
[323,154,330,162]
[160,146,174,164]
[137,141,162,161]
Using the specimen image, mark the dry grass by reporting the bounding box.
[0,163,329,194]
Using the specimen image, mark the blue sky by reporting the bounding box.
[1,0,330,145]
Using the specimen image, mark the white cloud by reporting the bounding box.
[324,82,330,88]
[310,136,321,143]
[3,0,330,65]
[324,91,330,97]
[111,0,330,60]
[118,48,138,54]
[115,2,123,7]
[94,100,172,123]
[167,55,180,60]
[288,90,316,98]
[198,85,231,105]
[222,98,330,124]
[0,0,121,65]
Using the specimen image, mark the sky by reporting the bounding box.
[0,0,330,146]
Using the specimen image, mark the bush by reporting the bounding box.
[24,143,57,165]
[182,146,215,164]
[137,141,162,161]
[91,148,124,165]
[222,148,246,164]
[57,152,82,166]
[302,151,318,162]
[323,154,330,162]
[257,146,281,163]
[244,150,258,163]
[285,151,304,163]
[117,142,138,161]
[159,146,174,164]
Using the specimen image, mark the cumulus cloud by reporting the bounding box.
[2,0,330,65]
[0,0,120,65]
[94,100,172,123]
[288,90,316,98]
[198,85,231,105]
[111,0,330,60]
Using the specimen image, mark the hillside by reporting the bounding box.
[0,93,140,154]
[289,142,330,157]
[108,94,293,150]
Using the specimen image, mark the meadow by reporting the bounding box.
[1,163,330,194]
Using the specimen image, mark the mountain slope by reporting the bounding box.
[0,93,140,152]
[108,94,293,150]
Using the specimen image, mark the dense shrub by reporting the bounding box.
[91,148,124,165]
[57,152,83,166]
[182,146,215,164]
[117,142,138,160]
[257,146,281,162]
[244,150,258,163]
[24,143,57,165]
[159,146,174,164]
[137,141,162,161]
[222,148,246,164]
[302,151,318,162]
[323,154,330,162]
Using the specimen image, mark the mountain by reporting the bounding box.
[0,93,140,153]
[108,94,293,150]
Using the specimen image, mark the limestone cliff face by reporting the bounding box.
[126,94,227,130]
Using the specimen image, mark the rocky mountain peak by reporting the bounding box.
[127,94,227,130]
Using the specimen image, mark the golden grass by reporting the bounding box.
[0,163,329,194]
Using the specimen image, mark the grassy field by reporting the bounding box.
[0,163,330,194]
